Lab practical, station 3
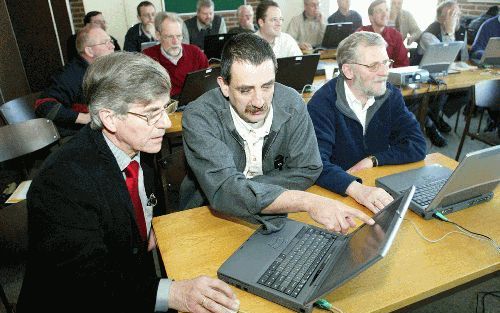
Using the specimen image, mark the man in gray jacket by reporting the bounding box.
[180,33,374,234]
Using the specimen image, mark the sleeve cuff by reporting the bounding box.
[155,278,172,312]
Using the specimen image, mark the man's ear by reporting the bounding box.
[217,76,230,98]
[84,46,94,59]
[342,64,354,80]
[257,18,264,28]
[99,109,118,133]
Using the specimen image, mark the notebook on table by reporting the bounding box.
[217,187,414,313]
[141,41,159,51]
[276,54,320,91]
[203,33,235,61]
[176,67,221,110]
[419,41,463,76]
[314,22,354,51]
[471,37,500,68]
[375,146,500,220]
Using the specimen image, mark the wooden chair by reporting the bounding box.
[455,79,500,160]
[0,92,40,125]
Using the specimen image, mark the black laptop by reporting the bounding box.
[177,67,220,109]
[315,22,354,50]
[203,33,235,61]
[376,146,500,219]
[218,187,414,313]
[276,54,320,91]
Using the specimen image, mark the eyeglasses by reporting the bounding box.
[127,100,177,126]
[350,59,394,72]
[88,38,114,47]
[160,34,183,41]
[268,17,284,23]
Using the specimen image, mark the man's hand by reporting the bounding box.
[299,42,313,51]
[347,157,373,173]
[346,181,394,213]
[303,193,375,234]
[443,6,459,34]
[169,276,240,313]
[76,112,91,124]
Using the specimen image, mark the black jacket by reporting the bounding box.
[17,125,165,313]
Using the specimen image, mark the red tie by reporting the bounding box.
[124,160,147,241]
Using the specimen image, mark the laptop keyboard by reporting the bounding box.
[257,226,337,298]
[413,178,447,207]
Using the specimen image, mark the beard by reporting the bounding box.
[353,71,387,97]
[165,46,182,57]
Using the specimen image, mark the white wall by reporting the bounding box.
[82,0,164,48]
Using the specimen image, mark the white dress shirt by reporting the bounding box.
[344,81,375,134]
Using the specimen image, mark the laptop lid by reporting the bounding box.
[419,41,463,76]
[318,23,354,49]
[217,188,414,312]
[203,33,235,60]
[480,37,500,66]
[276,54,320,91]
[177,67,220,107]
[141,41,159,51]
[375,146,500,219]
[305,187,413,305]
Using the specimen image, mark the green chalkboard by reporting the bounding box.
[164,0,244,14]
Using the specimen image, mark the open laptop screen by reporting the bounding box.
[419,41,463,76]
[306,187,413,304]
[319,23,354,49]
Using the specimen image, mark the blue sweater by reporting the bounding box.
[307,77,427,195]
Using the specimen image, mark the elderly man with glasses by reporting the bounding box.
[143,12,208,97]
[35,24,115,137]
[307,31,426,212]
[17,52,241,313]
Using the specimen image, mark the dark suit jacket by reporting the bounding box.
[17,125,164,313]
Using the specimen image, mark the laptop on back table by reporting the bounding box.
[314,22,354,51]
[276,54,320,91]
[419,41,463,76]
[203,33,235,61]
[176,67,220,110]
[375,146,500,219]
[217,187,414,313]
[471,37,500,68]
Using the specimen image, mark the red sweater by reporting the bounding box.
[357,26,409,68]
[143,44,209,96]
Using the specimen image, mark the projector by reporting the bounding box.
[388,66,430,86]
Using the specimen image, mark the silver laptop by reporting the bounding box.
[376,146,500,220]
[419,41,463,76]
[472,37,500,68]
[140,41,159,51]
[217,188,414,313]
[276,54,320,91]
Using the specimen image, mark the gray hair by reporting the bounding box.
[155,11,184,32]
[437,0,457,20]
[197,0,214,11]
[337,31,387,74]
[237,4,253,16]
[368,0,387,15]
[83,52,171,130]
[75,24,100,55]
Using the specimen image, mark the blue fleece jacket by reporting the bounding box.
[307,76,427,195]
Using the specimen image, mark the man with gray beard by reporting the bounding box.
[143,12,208,97]
[307,31,426,212]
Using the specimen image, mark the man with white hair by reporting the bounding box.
[184,0,227,50]
[308,31,426,211]
[255,0,302,58]
[18,52,240,313]
[327,0,362,30]
[287,0,326,51]
[35,25,115,137]
[228,5,258,34]
[143,12,208,97]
